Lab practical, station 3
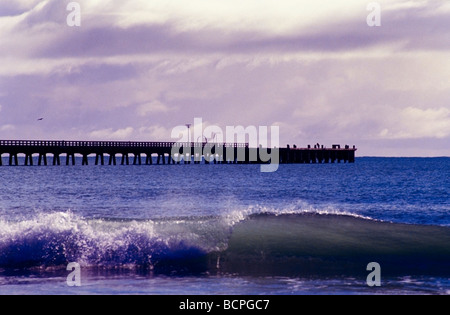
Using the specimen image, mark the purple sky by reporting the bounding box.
[1,0,449,156]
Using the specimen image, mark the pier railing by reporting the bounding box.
[0,140,249,148]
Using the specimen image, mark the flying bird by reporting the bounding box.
[37,118,44,121]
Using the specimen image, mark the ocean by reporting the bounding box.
[0,157,449,295]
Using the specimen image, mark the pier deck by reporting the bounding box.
[0,140,356,166]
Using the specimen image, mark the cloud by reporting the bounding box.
[82,0,366,34]
[379,107,450,139]
[0,124,15,132]
[0,0,43,17]
[2,0,448,62]
[138,125,175,141]
[1,0,450,156]
[136,100,172,116]
[89,127,134,140]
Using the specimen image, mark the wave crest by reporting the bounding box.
[1,210,450,277]
[0,212,214,272]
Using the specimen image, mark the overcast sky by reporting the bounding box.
[0,0,449,156]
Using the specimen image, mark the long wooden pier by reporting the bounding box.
[0,140,356,166]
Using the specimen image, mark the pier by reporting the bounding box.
[0,140,356,166]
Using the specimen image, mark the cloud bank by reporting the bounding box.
[0,0,449,156]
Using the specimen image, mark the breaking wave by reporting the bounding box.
[1,210,449,277]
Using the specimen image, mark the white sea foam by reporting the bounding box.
[222,200,375,224]
[0,211,232,269]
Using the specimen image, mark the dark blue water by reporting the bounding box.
[0,157,449,294]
